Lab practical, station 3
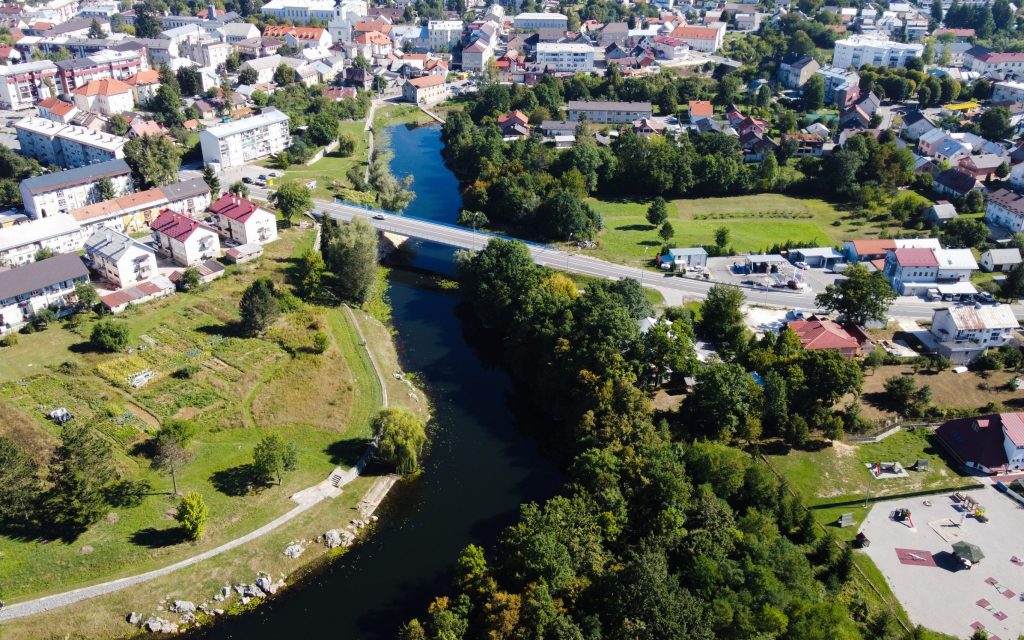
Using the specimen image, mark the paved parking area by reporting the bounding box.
[860,485,1024,639]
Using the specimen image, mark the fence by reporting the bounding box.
[304,138,340,166]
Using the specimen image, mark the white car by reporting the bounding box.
[372,214,386,220]
[794,261,809,270]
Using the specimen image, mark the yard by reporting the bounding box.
[585,193,931,267]
[859,365,1024,422]
[278,121,371,203]
[0,227,426,606]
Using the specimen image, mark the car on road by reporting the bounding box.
[258,174,267,181]
[793,261,809,270]
[242,177,253,184]
[372,213,386,220]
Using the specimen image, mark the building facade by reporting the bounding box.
[14,117,127,168]
[208,194,279,245]
[566,100,653,123]
[832,35,923,68]
[986,188,1024,233]
[83,226,157,288]
[535,42,594,72]
[513,12,568,31]
[20,158,133,219]
[0,60,58,110]
[199,108,291,170]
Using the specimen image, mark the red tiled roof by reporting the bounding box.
[407,74,444,88]
[72,78,132,96]
[849,239,897,256]
[1004,412,1024,447]
[125,69,160,86]
[209,193,264,223]
[892,247,938,267]
[263,25,327,40]
[151,209,217,241]
[670,25,718,40]
[688,99,713,117]
[787,319,860,352]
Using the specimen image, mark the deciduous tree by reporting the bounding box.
[175,491,208,540]
[815,264,897,326]
[373,407,427,474]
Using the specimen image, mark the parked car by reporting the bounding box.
[794,261,809,270]
[242,176,253,184]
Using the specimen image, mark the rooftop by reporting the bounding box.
[200,108,288,140]
[0,252,88,301]
[940,304,1019,331]
[892,247,939,268]
[151,209,218,241]
[0,214,82,253]
[20,159,130,194]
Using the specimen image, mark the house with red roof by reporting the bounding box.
[935,413,1024,474]
[124,68,160,103]
[262,25,333,50]
[786,317,871,359]
[36,96,78,123]
[71,77,134,116]
[150,209,220,266]
[687,99,713,122]
[208,193,278,246]
[883,247,939,293]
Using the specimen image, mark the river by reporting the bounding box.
[191,124,562,639]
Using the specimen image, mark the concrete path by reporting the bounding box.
[0,309,391,623]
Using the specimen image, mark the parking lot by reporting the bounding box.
[860,484,1024,639]
[704,256,846,295]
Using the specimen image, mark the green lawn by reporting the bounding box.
[0,228,418,603]
[279,121,371,203]
[588,194,850,266]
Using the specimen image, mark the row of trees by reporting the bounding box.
[402,239,879,640]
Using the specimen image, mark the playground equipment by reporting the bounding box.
[892,508,915,528]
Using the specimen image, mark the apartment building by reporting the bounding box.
[832,35,923,68]
[668,24,726,53]
[931,305,1020,364]
[71,77,134,115]
[992,80,1024,104]
[965,48,1024,76]
[986,188,1024,233]
[0,253,90,331]
[0,215,85,266]
[208,194,278,245]
[150,209,221,267]
[199,108,291,170]
[83,226,157,288]
[55,48,149,94]
[513,12,568,31]
[428,20,463,49]
[0,60,58,110]
[402,74,448,106]
[778,53,820,89]
[566,100,653,124]
[14,117,127,168]
[261,0,340,23]
[20,158,133,219]
[536,42,594,72]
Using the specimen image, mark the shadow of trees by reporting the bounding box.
[131,526,189,548]
[210,463,260,496]
[325,437,372,467]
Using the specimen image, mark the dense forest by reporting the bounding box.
[397,239,910,640]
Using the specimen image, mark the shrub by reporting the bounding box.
[175,491,209,540]
[312,331,329,354]
[0,333,17,347]
[90,321,130,352]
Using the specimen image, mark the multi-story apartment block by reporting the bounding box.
[513,12,568,31]
[83,226,158,288]
[20,158,133,219]
[986,188,1024,233]
[199,108,291,170]
[832,35,923,68]
[566,100,653,124]
[965,48,1024,76]
[261,0,338,23]
[536,42,594,72]
[15,117,128,168]
[71,77,135,115]
[815,66,861,106]
[55,48,149,94]
[992,80,1024,103]
[428,20,463,50]
[0,215,85,266]
[0,60,58,110]
[0,253,90,331]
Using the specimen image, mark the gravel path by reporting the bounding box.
[0,306,389,623]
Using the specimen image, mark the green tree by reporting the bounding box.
[228,181,250,198]
[323,217,379,303]
[152,419,197,495]
[87,18,105,38]
[689,361,754,441]
[646,197,669,227]
[0,437,40,525]
[108,113,129,136]
[90,321,129,352]
[238,67,258,85]
[373,407,428,474]
[1001,262,1024,300]
[150,81,185,128]
[700,284,745,348]
[252,433,298,485]
[123,134,183,187]
[659,221,675,243]
[179,266,201,292]
[931,0,943,23]
[34,247,53,261]
[270,181,314,226]
[96,176,116,201]
[239,278,280,336]
[941,216,989,248]
[980,106,1013,141]
[337,134,356,157]
[297,248,325,298]
[75,281,99,311]
[273,63,297,85]
[457,209,489,230]
[803,74,825,111]
[175,491,209,540]
[202,164,220,197]
[815,264,897,326]
[756,152,779,191]
[307,112,341,146]
[41,422,117,539]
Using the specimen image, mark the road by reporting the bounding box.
[242,191,1021,321]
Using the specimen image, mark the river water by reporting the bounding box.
[192,125,561,639]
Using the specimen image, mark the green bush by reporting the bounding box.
[0,333,17,347]
[90,321,130,352]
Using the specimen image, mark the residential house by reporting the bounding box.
[930,305,1020,364]
[933,168,978,199]
[925,201,958,227]
[0,215,85,266]
[219,21,261,43]
[781,132,824,157]
[124,68,160,104]
[402,74,447,106]
[980,248,1022,272]
[985,188,1024,233]
[787,318,870,359]
[235,37,284,59]
[19,158,133,219]
[777,52,820,88]
[207,193,278,245]
[150,209,221,266]
[935,412,1024,474]
[262,24,333,49]
[816,66,860,107]
[668,24,725,52]
[650,35,688,60]
[35,97,78,123]
[566,100,651,124]
[82,226,157,288]
[738,130,779,162]
[883,247,938,294]
[958,153,1005,180]
[461,37,494,72]
[71,77,134,115]
[0,252,90,331]
[199,108,291,170]
[513,12,568,31]
[901,111,937,141]
[688,99,713,122]
[239,55,284,84]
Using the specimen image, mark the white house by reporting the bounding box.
[0,253,90,331]
[668,24,725,52]
[150,209,221,266]
[535,43,594,72]
[402,74,448,106]
[985,188,1024,233]
[208,193,278,245]
[832,34,923,68]
[0,215,85,266]
[931,304,1020,364]
[428,20,462,49]
[461,37,494,72]
[980,248,1023,272]
[83,226,157,288]
[239,55,283,84]
[513,12,568,31]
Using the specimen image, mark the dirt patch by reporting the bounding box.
[652,389,686,412]
[0,401,58,465]
[173,407,202,420]
[859,365,1024,421]
[832,441,857,458]
[252,351,353,432]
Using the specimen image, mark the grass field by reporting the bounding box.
[0,227,426,608]
[585,193,934,267]
[279,121,371,203]
[860,365,1024,421]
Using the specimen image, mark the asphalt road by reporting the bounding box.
[255,193,1023,321]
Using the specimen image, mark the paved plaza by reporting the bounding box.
[859,484,1024,639]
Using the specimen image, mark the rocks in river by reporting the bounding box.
[213,593,224,602]
[255,574,273,592]
[240,596,250,605]
[221,585,232,598]
[170,600,196,614]
[283,542,303,558]
[127,612,142,625]
[214,609,225,616]
[324,529,343,548]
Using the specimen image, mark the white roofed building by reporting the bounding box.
[199,108,291,170]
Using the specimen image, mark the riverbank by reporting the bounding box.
[0,298,425,639]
